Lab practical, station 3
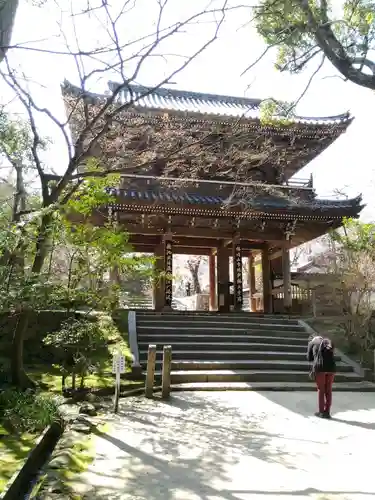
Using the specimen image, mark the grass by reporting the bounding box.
[27,365,144,396]
[0,425,37,493]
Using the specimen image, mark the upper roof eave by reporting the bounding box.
[61,79,354,129]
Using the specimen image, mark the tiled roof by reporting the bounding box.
[105,187,363,212]
[107,81,352,125]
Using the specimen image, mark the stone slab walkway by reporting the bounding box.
[72,391,375,500]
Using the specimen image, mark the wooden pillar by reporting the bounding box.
[232,238,243,311]
[248,253,257,312]
[209,253,217,311]
[153,244,164,311]
[217,244,230,313]
[164,236,173,310]
[262,244,272,313]
[282,247,292,312]
[153,236,173,311]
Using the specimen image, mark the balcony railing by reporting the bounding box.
[283,176,313,189]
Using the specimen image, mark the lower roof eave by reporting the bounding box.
[107,202,361,222]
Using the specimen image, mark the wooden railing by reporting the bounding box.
[283,176,313,189]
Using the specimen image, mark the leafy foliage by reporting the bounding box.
[43,315,129,390]
[0,113,153,387]
[320,218,375,356]
[259,98,295,125]
[254,0,375,90]
[0,389,59,433]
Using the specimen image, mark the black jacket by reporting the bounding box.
[307,336,336,373]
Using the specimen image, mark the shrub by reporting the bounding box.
[43,316,112,390]
[0,389,59,433]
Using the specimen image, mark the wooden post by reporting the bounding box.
[248,252,256,312]
[262,245,272,313]
[209,253,216,311]
[153,244,164,311]
[217,244,230,312]
[161,345,172,399]
[232,238,243,311]
[282,247,292,312]
[145,345,156,398]
[164,237,173,310]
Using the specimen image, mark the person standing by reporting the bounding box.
[307,334,336,419]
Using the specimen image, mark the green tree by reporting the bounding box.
[253,0,375,91]
[320,218,375,358]
[0,0,231,388]
[0,122,153,388]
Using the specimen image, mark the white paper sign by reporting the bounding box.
[112,355,126,374]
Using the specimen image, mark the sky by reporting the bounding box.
[2,0,375,225]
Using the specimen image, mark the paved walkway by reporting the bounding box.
[73,391,375,500]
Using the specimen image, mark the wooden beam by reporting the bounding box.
[88,211,340,249]
[124,225,286,242]
[130,243,264,256]
[129,234,268,250]
[129,235,216,248]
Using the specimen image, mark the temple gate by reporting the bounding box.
[62,82,363,313]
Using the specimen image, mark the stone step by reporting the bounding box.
[146,359,353,372]
[137,312,301,325]
[137,320,304,332]
[159,370,363,384]
[137,326,307,338]
[137,332,307,343]
[138,336,307,349]
[135,311,364,390]
[138,349,341,361]
[139,341,307,351]
[170,381,375,392]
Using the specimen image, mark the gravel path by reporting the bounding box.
[72,391,375,500]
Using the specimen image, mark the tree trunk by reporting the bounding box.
[11,311,35,388]
[0,0,19,63]
[187,258,202,294]
[192,274,201,294]
[10,214,51,389]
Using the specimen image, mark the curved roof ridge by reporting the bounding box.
[61,79,353,125]
[107,80,262,108]
[107,80,352,123]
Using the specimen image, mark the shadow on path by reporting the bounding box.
[78,393,308,499]
[77,392,375,499]
[261,390,375,421]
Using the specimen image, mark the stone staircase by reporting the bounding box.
[121,295,188,310]
[136,311,375,391]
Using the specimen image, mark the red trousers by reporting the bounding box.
[315,372,335,413]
